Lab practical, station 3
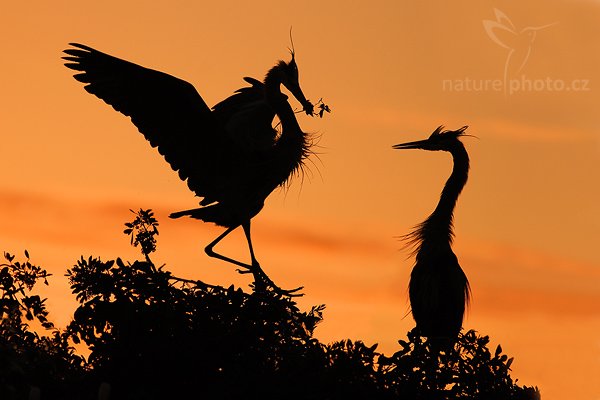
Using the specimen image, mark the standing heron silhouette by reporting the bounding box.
[394,125,472,344]
[63,41,326,295]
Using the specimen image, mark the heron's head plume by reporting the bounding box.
[288,26,296,61]
[280,26,299,91]
[268,40,313,116]
[393,125,469,152]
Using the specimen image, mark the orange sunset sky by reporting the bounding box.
[1,1,599,398]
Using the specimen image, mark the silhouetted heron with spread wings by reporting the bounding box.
[63,42,321,295]
[394,126,472,343]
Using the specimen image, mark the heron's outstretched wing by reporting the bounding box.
[63,43,233,200]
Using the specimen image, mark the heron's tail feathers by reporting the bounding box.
[169,204,231,226]
[169,207,211,220]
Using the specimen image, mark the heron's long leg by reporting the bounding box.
[241,220,304,296]
[206,221,304,296]
[241,220,259,266]
[204,225,254,271]
[241,220,268,289]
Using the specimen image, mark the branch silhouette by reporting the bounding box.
[0,211,540,399]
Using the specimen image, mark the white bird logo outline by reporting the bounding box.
[483,9,557,88]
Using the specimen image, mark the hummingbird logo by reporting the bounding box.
[483,9,557,89]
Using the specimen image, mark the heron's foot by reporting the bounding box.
[235,266,254,275]
[244,260,304,297]
[264,280,304,297]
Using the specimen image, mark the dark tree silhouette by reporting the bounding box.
[0,252,86,400]
[63,43,330,295]
[394,126,472,343]
[0,210,540,399]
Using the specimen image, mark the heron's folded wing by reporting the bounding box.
[212,76,288,155]
[211,77,265,119]
[63,43,230,199]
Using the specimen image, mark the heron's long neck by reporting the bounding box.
[264,66,302,138]
[425,143,470,244]
[263,65,307,178]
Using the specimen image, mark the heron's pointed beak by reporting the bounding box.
[393,138,429,150]
[285,81,314,116]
